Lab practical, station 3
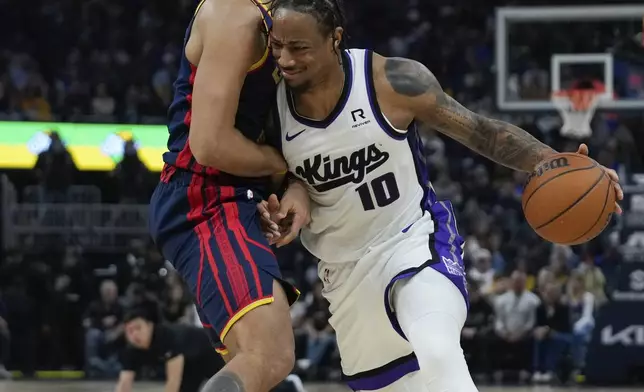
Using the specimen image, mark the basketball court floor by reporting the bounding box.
[1,381,643,392]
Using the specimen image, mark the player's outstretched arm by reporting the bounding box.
[381,56,556,173]
[189,0,286,176]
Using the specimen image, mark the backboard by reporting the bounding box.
[496,4,644,112]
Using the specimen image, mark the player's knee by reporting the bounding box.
[266,345,296,381]
[229,350,293,390]
[237,347,294,387]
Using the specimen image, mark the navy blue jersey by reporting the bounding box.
[162,0,280,189]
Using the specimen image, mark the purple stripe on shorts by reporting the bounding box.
[384,200,469,341]
[345,355,420,391]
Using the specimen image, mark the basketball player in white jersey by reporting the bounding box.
[259,0,624,391]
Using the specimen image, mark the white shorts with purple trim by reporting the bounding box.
[318,206,468,391]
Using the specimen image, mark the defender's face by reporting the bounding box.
[271,9,338,90]
[125,318,153,349]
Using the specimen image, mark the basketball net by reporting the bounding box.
[551,88,607,139]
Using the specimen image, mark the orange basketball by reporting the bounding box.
[521,153,615,245]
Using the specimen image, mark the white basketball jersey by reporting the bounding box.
[277,49,433,263]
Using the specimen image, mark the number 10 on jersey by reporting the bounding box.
[355,172,400,211]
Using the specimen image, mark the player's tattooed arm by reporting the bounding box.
[383,57,557,172]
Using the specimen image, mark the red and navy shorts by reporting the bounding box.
[149,166,300,355]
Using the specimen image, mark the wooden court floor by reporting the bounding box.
[1,381,643,392]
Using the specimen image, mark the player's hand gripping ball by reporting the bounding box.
[522,144,623,245]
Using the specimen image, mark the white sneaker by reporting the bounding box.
[285,374,306,392]
[0,365,12,380]
[532,372,545,383]
[296,358,311,371]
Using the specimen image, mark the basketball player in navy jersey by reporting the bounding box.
[147,0,303,391]
[257,0,624,391]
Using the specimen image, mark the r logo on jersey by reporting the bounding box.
[351,108,371,128]
[351,109,365,122]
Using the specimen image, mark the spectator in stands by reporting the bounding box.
[468,248,495,297]
[493,271,540,382]
[0,291,11,379]
[566,271,596,374]
[538,245,572,292]
[91,83,116,118]
[33,131,76,203]
[488,231,507,274]
[162,279,192,324]
[0,255,38,377]
[461,279,494,378]
[112,140,151,203]
[50,248,87,369]
[20,81,52,121]
[83,279,124,378]
[123,283,160,319]
[0,65,9,115]
[465,164,497,209]
[515,258,536,292]
[151,53,176,107]
[575,251,608,308]
[296,282,335,380]
[532,282,572,383]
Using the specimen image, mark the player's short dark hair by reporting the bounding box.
[270,0,347,49]
[124,306,158,324]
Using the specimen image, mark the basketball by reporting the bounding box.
[522,153,615,245]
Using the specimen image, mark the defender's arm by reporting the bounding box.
[383,57,557,172]
[189,0,286,176]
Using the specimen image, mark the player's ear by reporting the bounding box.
[333,27,343,50]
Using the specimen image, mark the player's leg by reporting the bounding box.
[201,279,295,392]
[319,258,422,392]
[199,194,299,392]
[150,180,297,391]
[393,267,477,392]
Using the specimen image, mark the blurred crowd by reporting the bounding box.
[0,0,643,387]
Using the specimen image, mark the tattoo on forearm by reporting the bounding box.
[433,96,555,171]
[468,117,555,172]
[202,371,245,392]
[384,57,555,172]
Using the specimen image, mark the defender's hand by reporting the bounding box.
[273,181,311,248]
[257,195,281,241]
[576,143,623,215]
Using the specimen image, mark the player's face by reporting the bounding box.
[125,318,153,349]
[271,9,341,90]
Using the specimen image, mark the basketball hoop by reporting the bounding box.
[551,87,608,139]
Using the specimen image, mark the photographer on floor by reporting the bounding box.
[115,307,305,392]
[116,307,224,392]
